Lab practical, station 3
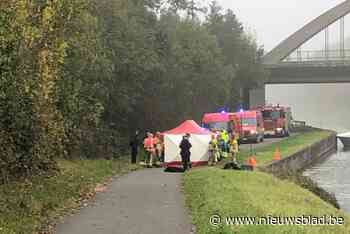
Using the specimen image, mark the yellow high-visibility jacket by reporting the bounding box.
[209,139,218,151]
[229,139,239,153]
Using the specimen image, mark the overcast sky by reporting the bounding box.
[206,0,346,52]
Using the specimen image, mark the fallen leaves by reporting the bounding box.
[94,183,107,193]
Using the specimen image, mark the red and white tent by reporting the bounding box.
[163,120,211,168]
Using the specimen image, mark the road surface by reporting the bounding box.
[55,169,193,234]
[240,136,288,151]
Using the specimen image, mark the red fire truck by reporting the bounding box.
[258,105,292,137]
[202,112,234,131]
[201,110,265,143]
[233,110,265,143]
[201,112,241,137]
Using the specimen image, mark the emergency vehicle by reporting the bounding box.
[202,112,241,136]
[202,112,233,131]
[234,110,264,143]
[258,105,292,137]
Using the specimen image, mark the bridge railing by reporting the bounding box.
[284,49,350,63]
[274,60,350,68]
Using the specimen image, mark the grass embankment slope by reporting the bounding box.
[184,129,347,234]
[184,169,349,234]
[0,159,140,234]
[238,129,333,166]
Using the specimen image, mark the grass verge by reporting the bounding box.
[237,129,333,166]
[239,129,339,209]
[183,168,350,234]
[0,158,140,234]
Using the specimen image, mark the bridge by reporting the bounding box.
[250,0,350,107]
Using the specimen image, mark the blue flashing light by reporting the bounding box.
[240,108,244,113]
[221,110,226,114]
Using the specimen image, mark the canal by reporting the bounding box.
[266,83,350,212]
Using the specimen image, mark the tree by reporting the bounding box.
[0,0,82,180]
[205,3,266,110]
[187,0,206,20]
[0,0,267,181]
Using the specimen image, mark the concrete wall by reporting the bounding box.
[249,88,265,109]
[262,132,337,174]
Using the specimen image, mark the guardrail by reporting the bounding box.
[292,120,306,127]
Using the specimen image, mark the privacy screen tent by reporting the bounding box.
[163,120,211,168]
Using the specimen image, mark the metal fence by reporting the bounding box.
[284,49,350,63]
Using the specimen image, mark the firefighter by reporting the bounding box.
[219,130,229,159]
[179,133,192,171]
[223,130,230,152]
[229,133,239,163]
[217,134,223,161]
[208,134,219,166]
[143,132,155,167]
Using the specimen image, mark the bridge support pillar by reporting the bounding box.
[249,87,266,109]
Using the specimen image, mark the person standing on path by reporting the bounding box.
[129,130,140,164]
[154,132,163,164]
[143,132,155,167]
[179,133,192,171]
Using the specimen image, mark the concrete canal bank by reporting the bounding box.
[262,129,337,174]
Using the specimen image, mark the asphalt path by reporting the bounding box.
[55,169,193,234]
[55,136,288,234]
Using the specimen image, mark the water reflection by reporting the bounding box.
[304,144,350,212]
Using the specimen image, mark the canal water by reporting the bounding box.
[266,83,350,212]
[303,147,350,212]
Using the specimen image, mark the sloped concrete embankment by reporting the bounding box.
[262,131,337,174]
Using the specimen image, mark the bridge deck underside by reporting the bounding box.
[267,65,350,84]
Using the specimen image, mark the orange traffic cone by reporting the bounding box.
[247,156,257,168]
[251,156,257,168]
[273,147,281,161]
